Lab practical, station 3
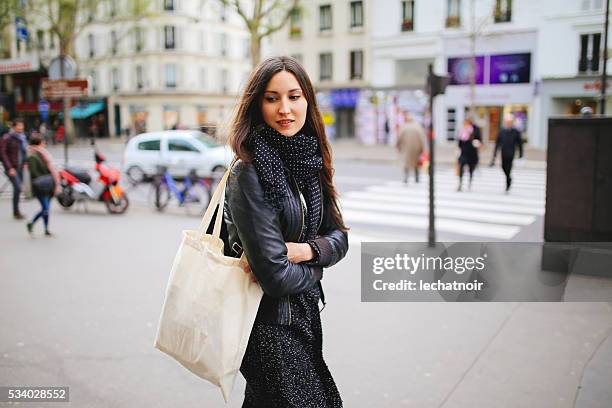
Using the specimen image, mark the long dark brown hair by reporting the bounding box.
[228,56,347,231]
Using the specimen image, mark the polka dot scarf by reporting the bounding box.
[251,124,323,241]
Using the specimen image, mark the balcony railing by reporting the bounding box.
[445,15,461,28]
[289,26,302,38]
[401,19,414,32]
[494,10,511,23]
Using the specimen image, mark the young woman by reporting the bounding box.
[26,133,60,236]
[223,56,349,407]
[457,118,482,191]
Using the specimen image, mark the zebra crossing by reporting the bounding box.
[337,166,546,243]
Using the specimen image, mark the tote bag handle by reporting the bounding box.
[197,157,238,240]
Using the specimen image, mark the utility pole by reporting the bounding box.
[427,64,449,247]
[601,0,610,114]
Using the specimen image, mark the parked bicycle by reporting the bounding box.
[150,166,218,215]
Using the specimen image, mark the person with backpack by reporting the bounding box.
[26,134,60,236]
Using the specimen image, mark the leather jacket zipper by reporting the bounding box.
[289,173,305,242]
[286,296,292,325]
[317,175,324,233]
[288,172,305,326]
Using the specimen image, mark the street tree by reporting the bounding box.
[219,0,300,67]
[0,0,21,58]
[23,0,153,145]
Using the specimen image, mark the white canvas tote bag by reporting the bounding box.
[154,165,263,402]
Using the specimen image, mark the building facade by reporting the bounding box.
[0,0,252,138]
[77,0,251,137]
[371,0,611,148]
[268,0,372,141]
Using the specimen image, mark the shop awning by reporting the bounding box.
[70,102,105,119]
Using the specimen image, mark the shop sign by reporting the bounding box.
[0,55,40,74]
[489,53,531,84]
[447,56,485,85]
[583,81,610,91]
[331,89,360,108]
[41,79,89,98]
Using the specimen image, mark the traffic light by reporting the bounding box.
[427,65,449,97]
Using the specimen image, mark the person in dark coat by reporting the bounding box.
[224,56,349,408]
[26,134,60,236]
[0,119,28,219]
[491,114,524,191]
[457,118,482,191]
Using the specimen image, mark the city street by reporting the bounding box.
[2,143,612,407]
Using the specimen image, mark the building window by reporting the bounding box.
[494,0,512,23]
[350,50,363,80]
[243,38,250,58]
[221,69,229,94]
[447,108,456,140]
[220,3,227,21]
[446,0,461,27]
[199,67,206,90]
[111,30,117,55]
[291,53,303,63]
[350,1,363,28]
[164,0,174,11]
[90,70,97,94]
[164,26,175,49]
[401,0,415,31]
[582,0,604,10]
[199,30,206,52]
[319,5,332,32]
[88,33,95,58]
[48,30,55,48]
[289,9,302,38]
[135,27,144,52]
[165,64,177,88]
[36,30,44,50]
[579,33,602,73]
[219,33,227,57]
[136,65,144,90]
[112,67,120,91]
[109,0,117,17]
[319,52,332,81]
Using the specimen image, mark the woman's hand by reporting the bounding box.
[286,242,315,264]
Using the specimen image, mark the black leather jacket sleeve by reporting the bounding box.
[227,163,323,298]
[309,195,349,268]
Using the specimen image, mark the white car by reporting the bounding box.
[122,130,233,183]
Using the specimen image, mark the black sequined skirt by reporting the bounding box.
[240,286,342,408]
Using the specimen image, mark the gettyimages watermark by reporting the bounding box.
[361,242,612,302]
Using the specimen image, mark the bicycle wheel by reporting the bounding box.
[154,182,172,211]
[183,182,211,216]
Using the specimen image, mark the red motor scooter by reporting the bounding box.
[57,149,129,214]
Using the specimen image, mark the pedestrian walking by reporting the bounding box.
[457,118,482,191]
[224,56,349,407]
[396,111,426,184]
[491,114,524,192]
[0,118,28,219]
[39,121,49,144]
[26,134,60,236]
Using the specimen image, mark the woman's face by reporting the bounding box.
[261,70,308,137]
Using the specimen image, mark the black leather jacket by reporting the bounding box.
[224,160,349,325]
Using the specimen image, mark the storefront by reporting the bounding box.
[317,87,427,145]
[0,55,46,131]
[538,76,611,148]
[440,30,537,146]
[108,94,237,138]
[70,98,109,138]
